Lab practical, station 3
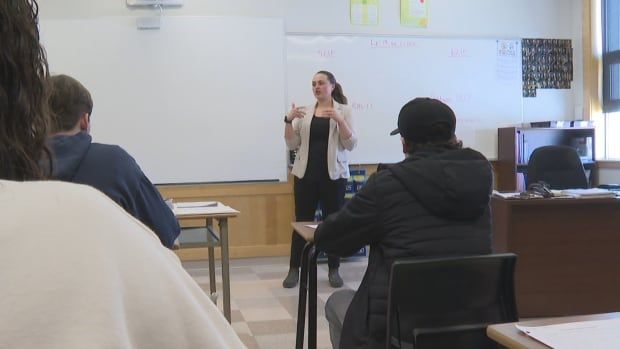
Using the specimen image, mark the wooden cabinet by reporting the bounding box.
[496,127,595,191]
[491,196,620,317]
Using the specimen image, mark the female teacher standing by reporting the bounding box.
[283,71,357,288]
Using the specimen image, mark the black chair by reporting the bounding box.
[526,145,588,190]
[385,253,518,349]
[377,163,393,172]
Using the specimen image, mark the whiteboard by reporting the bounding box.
[40,16,287,184]
[286,35,524,162]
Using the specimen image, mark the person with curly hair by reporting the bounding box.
[0,1,245,347]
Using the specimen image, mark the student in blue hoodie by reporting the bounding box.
[48,74,180,249]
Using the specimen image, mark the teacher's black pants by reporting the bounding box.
[289,175,347,269]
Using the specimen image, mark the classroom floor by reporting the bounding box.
[182,256,367,349]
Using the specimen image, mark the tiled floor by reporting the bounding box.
[182,256,368,349]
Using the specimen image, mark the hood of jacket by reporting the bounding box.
[49,132,92,181]
[388,146,493,220]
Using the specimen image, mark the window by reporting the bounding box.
[601,0,620,159]
[605,112,620,158]
[603,0,620,112]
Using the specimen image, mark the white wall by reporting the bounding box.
[41,0,582,39]
[598,168,620,184]
[39,0,584,151]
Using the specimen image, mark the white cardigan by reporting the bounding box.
[0,180,245,349]
[285,100,358,180]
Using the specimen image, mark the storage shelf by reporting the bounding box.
[497,127,595,191]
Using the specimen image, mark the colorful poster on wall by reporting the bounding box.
[350,0,379,25]
[400,0,428,28]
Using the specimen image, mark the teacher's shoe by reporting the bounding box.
[328,268,343,288]
[282,267,299,288]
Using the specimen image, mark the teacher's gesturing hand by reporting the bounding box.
[286,103,306,122]
[315,107,343,123]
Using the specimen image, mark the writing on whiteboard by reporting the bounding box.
[286,35,524,161]
[428,93,473,104]
[449,48,469,58]
[497,40,519,57]
[317,49,335,58]
[370,38,417,49]
[351,101,374,111]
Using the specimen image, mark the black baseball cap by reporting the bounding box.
[389,97,456,143]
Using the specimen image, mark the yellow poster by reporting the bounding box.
[401,0,428,28]
[350,0,379,26]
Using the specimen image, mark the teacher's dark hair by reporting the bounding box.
[316,70,348,105]
[0,0,52,180]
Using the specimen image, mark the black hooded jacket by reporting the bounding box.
[49,132,180,248]
[314,146,493,349]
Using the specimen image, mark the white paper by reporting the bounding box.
[351,3,378,25]
[560,188,616,198]
[174,201,217,208]
[351,4,364,23]
[305,224,318,229]
[173,202,238,216]
[517,318,620,349]
[492,190,521,199]
[408,0,426,17]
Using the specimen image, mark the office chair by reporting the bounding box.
[377,163,393,172]
[385,253,518,349]
[526,145,589,190]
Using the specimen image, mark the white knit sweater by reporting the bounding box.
[0,180,245,349]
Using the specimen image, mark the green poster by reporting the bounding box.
[401,0,428,28]
[351,0,379,25]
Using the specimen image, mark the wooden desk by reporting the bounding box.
[292,222,318,349]
[487,312,620,349]
[174,202,239,323]
[491,196,620,317]
[292,222,316,243]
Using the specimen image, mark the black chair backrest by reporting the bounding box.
[385,253,518,349]
[526,145,588,190]
[377,163,393,172]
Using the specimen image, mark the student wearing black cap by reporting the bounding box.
[315,97,493,349]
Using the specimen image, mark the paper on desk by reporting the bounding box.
[560,188,617,198]
[550,190,574,198]
[492,190,521,199]
[173,202,238,216]
[516,318,620,349]
[174,201,217,208]
[305,224,318,229]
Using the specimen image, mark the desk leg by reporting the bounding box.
[308,246,318,349]
[206,218,217,303]
[220,218,232,323]
[295,243,312,349]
